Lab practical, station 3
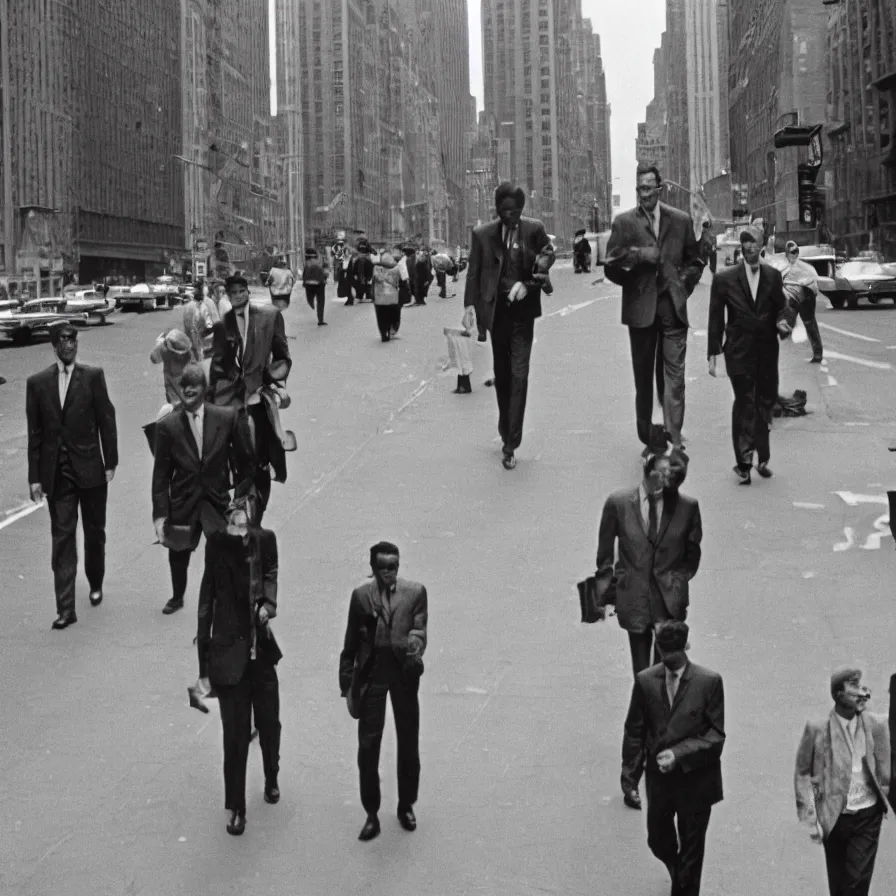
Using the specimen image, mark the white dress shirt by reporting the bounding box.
[743,259,761,300]
[835,713,879,812]
[188,404,204,457]
[57,359,74,406]
[640,204,661,238]
[638,483,664,533]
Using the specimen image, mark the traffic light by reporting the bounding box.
[798,163,819,228]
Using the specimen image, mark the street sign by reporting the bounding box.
[194,239,208,252]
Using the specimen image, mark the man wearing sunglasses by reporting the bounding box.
[339,542,428,841]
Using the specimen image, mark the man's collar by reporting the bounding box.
[743,258,760,273]
[56,358,74,373]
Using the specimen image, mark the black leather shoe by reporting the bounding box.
[51,613,77,630]
[358,815,380,841]
[264,780,280,804]
[623,789,642,810]
[756,462,773,479]
[162,598,183,615]
[734,466,751,485]
[502,452,516,470]
[89,589,103,607]
[397,807,417,831]
[226,810,246,836]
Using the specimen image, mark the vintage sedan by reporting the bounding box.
[118,282,170,312]
[826,260,896,309]
[0,295,115,345]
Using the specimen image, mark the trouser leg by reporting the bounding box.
[729,372,757,470]
[437,270,447,297]
[357,683,389,815]
[800,296,823,359]
[217,676,252,812]
[627,629,655,678]
[490,310,513,446]
[391,304,401,334]
[247,404,272,523]
[48,465,79,616]
[304,286,316,311]
[374,304,390,338]
[628,324,659,446]
[826,805,884,896]
[505,317,535,453]
[316,285,326,323]
[660,327,688,446]
[673,807,712,896]
[250,661,281,785]
[646,779,680,873]
[390,678,421,810]
[79,483,108,592]
[168,549,191,603]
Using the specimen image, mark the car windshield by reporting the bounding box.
[839,262,884,278]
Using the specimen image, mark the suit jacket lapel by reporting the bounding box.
[630,488,648,539]
[737,264,756,309]
[50,366,64,416]
[656,490,678,545]
[828,711,852,775]
[491,221,505,263]
[669,662,693,714]
[657,204,671,247]
[61,364,81,416]
[755,266,771,312]
[202,405,220,458]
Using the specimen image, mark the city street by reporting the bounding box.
[0,263,894,896]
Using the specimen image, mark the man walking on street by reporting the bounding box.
[151,364,252,615]
[301,247,329,326]
[605,165,705,457]
[707,225,795,484]
[622,621,725,896]
[464,182,555,470]
[26,321,118,629]
[339,542,427,841]
[266,257,295,313]
[197,502,283,836]
[795,666,890,896]
[595,450,703,810]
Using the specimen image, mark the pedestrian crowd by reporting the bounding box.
[21,165,890,894]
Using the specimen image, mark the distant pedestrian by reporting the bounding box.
[782,241,823,363]
[151,364,252,615]
[595,449,702,810]
[182,281,220,369]
[707,225,795,484]
[266,257,295,313]
[26,321,118,629]
[605,164,705,458]
[398,246,415,306]
[463,181,555,470]
[622,621,725,896]
[302,247,329,326]
[410,248,433,305]
[371,250,402,342]
[197,502,283,836]
[149,328,193,408]
[795,666,890,896]
[353,240,375,303]
[700,222,717,275]
[208,279,231,317]
[339,542,427,841]
[432,250,453,298]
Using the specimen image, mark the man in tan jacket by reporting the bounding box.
[794,666,890,896]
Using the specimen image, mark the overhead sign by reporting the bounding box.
[194,239,208,252]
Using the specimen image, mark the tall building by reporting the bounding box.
[1,0,183,290]
[636,40,669,174]
[728,0,828,241]
[480,0,611,241]
[825,0,896,257]
[664,0,690,210]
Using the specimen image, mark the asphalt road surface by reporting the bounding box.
[0,266,894,896]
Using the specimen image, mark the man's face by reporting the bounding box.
[54,333,78,365]
[496,197,523,229]
[372,552,399,591]
[646,457,670,493]
[636,173,661,212]
[181,377,205,412]
[741,239,761,266]
[657,644,688,671]
[227,284,250,309]
[836,676,871,715]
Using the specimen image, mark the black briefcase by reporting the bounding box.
[577,576,602,624]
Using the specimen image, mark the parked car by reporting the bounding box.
[0,295,115,345]
[153,276,188,307]
[118,282,168,313]
[826,260,896,309]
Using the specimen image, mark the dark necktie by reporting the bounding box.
[648,493,659,544]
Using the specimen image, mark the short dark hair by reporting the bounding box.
[643,453,670,476]
[180,363,207,389]
[655,620,689,652]
[494,181,526,210]
[224,274,248,291]
[636,163,662,186]
[369,541,399,566]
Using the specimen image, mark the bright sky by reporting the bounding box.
[468,0,667,204]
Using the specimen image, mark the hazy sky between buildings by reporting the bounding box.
[467,0,667,210]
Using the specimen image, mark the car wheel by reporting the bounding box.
[11,328,32,346]
[846,295,859,310]
[868,295,881,305]
[828,294,845,309]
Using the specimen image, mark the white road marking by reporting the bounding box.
[842,421,870,426]
[817,322,880,343]
[826,375,838,386]
[824,350,892,370]
[834,527,856,551]
[860,514,891,550]
[793,502,825,510]
[834,491,888,506]
[0,500,44,532]
[542,296,608,319]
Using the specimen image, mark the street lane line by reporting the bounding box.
[824,350,892,370]
[793,502,825,510]
[817,322,880,343]
[834,491,887,506]
[0,500,43,532]
[542,296,608,319]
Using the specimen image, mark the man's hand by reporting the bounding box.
[29,483,43,502]
[808,821,823,844]
[638,246,661,265]
[508,281,528,303]
[777,319,793,337]
[154,517,166,542]
[656,749,677,773]
[257,605,270,626]
[708,355,720,378]
[105,468,116,484]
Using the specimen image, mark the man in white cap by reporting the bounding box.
[794,666,890,896]
[707,224,795,484]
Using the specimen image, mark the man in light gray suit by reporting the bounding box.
[605,165,705,457]
[795,666,890,896]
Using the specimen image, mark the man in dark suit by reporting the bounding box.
[26,321,118,629]
[197,502,282,836]
[622,621,725,896]
[605,165,705,457]
[707,225,796,484]
[151,364,252,615]
[339,542,427,841]
[596,449,703,809]
[209,274,291,522]
[463,182,555,470]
